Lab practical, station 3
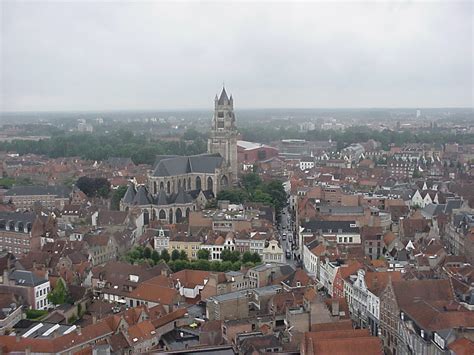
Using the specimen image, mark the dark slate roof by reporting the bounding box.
[318,206,364,215]
[188,189,214,201]
[5,185,71,198]
[151,153,224,177]
[173,188,194,204]
[445,199,463,214]
[217,87,229,105]
[9,270,47,286]
[301,220,359,234]
[202,190,215,199]
[122,185,136,204]
[155,189,169,206]
[422,204,445,218]
[132,185,152,205]
[0,211,36,224]
[152,155,180,170]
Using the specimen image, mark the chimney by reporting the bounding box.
[76,326,82,335]
[161,268,168,277]
[92,315,97,324]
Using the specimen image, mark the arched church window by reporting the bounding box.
[175,208,183,223]
[159,209,166,220]
[196,176,201,190]
[220,175,228,187]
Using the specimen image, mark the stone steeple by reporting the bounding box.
[208,86,238,185]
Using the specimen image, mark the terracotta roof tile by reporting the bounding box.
[448,337,474,355]
[152,308,187,328]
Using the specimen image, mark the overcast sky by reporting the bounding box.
[1,1,473,111]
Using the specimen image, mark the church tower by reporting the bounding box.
[208,86,238,184]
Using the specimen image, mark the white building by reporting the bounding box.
[153,228,169,252]
[201,232,236,261]
[319,257,340,296]
[299,157,315,171]
[8,270,51,310]
[303,240,321,279]
[411,190,439,208]
[344,269,402,336]
[262,239,284,263]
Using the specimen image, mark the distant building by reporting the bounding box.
[3,185,71,210]
[77,119,93,132]
[237,140,279,170]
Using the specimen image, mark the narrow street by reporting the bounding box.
[278,205,298,268]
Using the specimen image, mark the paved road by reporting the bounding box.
[278,206,298,268]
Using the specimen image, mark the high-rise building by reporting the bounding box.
[208,87,238,184]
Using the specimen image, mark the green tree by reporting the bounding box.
[151,250,160,263]
[220,249,233,262]
[216,189,248,204]
[242,251,253,264]
[197,249,210,260]
[143,247,152,259]
[221,261,233,271]
[193,259,211,271]
[263,180,287,213]
[179,250,188,261]
[111,185,128,210]
[210,261,221,272]
[229,250,241,263]
[231,261,242,271]
[76,176,111,198]
[173,260,189,272]
[251,252,262,264]
[252,189,273,206]
[161,249,170,262]
[47,278,71,305]
[242,172,262,191]
[171,249,181,261]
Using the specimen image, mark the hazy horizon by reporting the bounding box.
[2,1,473,111]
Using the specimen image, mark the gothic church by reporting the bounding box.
[121,87,238,224]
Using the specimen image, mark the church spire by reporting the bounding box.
[208,85,238,184]
[218,86,229,105]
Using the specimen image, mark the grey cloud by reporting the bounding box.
[1,0,472,111]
